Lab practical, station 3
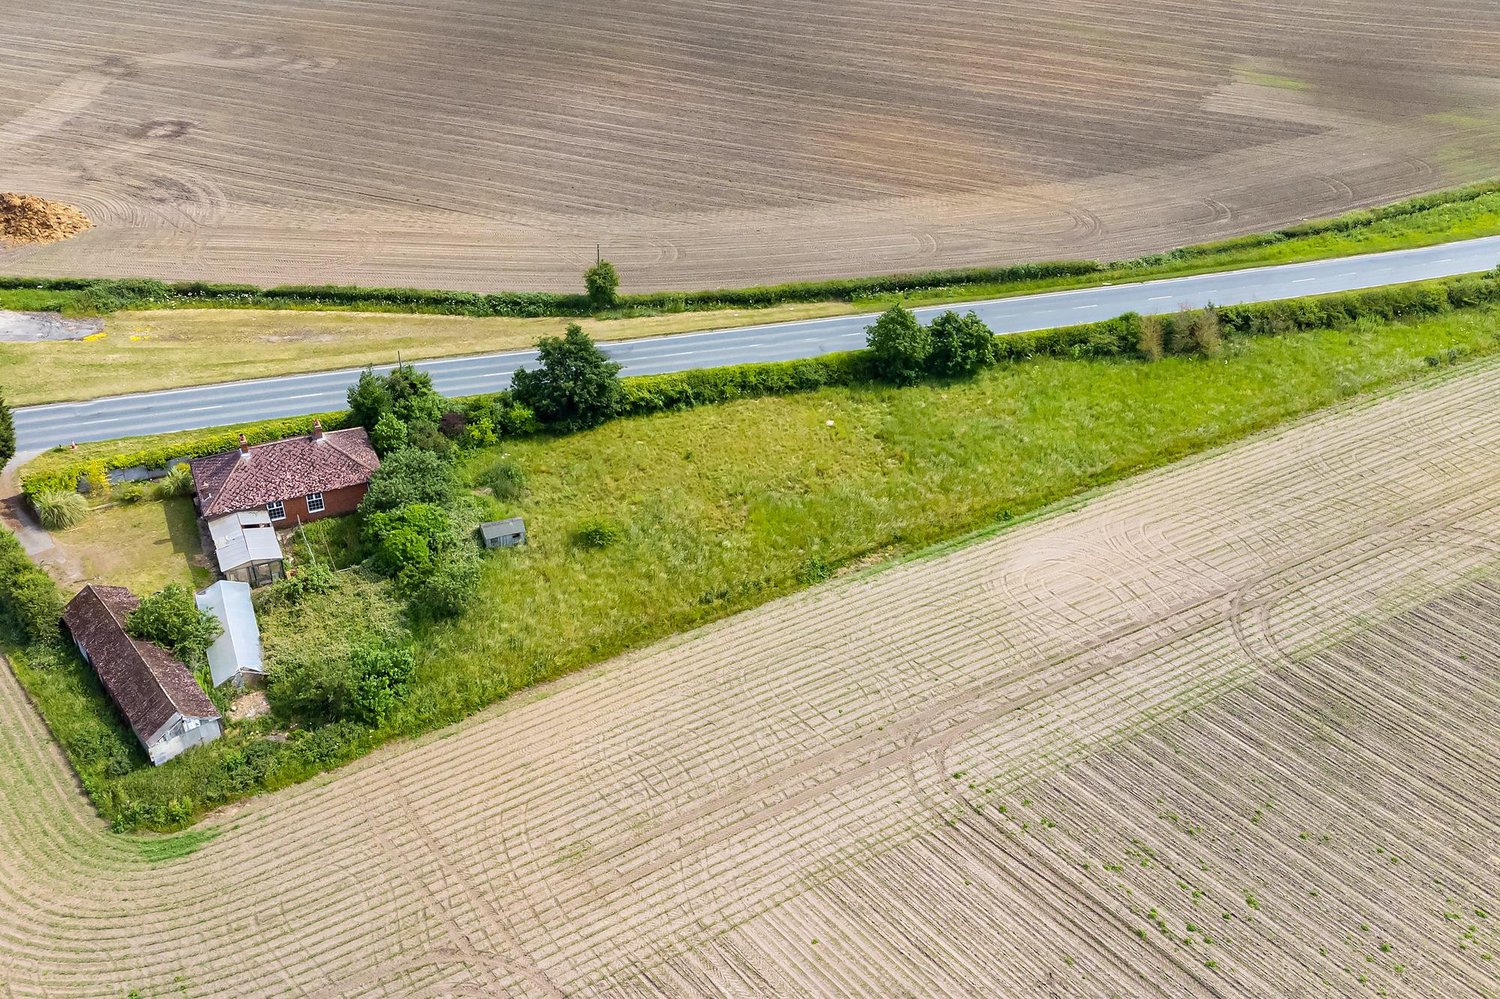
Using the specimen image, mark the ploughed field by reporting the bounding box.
[2,363,1499,994]
[1,0,1499,291]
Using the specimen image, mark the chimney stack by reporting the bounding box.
[311,419,325,441]
[239,433,250,457]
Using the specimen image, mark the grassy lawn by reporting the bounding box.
[41,497,207,594]
[390,305,1500,734]
[1,185,1496,406]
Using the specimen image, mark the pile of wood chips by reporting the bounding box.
[0,192,92,247]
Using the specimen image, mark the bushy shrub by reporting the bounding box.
[32,491,89,530]
[370,410,409,455]
[363,503,454,576]
[573,516,623,550]
[267,654,352,725]
[348,644,416,726]
[617,353,863,414]
[151,462,193,499]
[114,481,148,504]
[347,368,394,429]
[0,389,13,471]
[479,458,527,501]
[406,549,482,621]
[585,259,621,310]
[265,562,338,605]
[510,324,623,431]
[865,304,931,385]
[5,570,65,646]
[1138,315,1166,361]
[360,448,461,513]
[926,311,998,377]
[126,584,222,672]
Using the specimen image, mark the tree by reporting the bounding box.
[359,447,460,513]
[510,324,622,430]
[584,259,620,311]
[0,389,14,471]
[346,368,393,429]
[126,584,221,671]
[926,311,997,377]
[370,410,409,455]
[362,502,454,577]
[865,304,931,385]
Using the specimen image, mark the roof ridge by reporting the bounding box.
[86,585,215,720]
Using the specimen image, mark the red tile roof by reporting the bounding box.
[190,426,380,519]
[62,585,219,743]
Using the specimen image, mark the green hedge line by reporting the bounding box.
[0,260,1103,319]
[1122,179,1500,268]
[21,271,1500,500]
[21,410,351,498]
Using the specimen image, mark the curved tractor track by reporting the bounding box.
[1,368,1500,992]
[1,0,1499,290]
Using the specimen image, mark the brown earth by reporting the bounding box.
[0,358,1497,995]
[0,1,1497,291]
[0,192,91,248]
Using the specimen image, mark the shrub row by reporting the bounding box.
[21,272,1500,500]
[0,261,1105,318]
[21,410,350,499]
[1120,180,1500,269]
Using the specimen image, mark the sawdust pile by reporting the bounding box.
[0,193,92,247]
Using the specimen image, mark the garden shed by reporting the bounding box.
[195,580,264,688]
[481,518,526,549]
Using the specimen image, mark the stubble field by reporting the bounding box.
[2,0,1499,291]
[0,359,1497,995]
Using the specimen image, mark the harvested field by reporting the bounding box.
[1,1,1499,291]
[3,360,1500,994]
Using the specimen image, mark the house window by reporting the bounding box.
[267,500,286,521]
[305,491,325,514]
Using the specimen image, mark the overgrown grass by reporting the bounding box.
[14,304,1500,829]
[392,305,1500,734]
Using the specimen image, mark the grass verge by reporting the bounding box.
[0,181,1496,405]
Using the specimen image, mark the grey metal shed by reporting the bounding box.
[480,518,526,549]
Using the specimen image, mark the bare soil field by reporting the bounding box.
[1,0,1498,292]
[2,359,1499,994]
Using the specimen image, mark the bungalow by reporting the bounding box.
[190,421,381,526]
[62,585,222,766]
[190,422,380,582]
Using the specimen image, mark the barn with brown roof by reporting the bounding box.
[62,585,222,766]
[190,420,381,526]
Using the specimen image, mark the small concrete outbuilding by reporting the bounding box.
[480,517,526,549]
[62,585,222,766]
[195,580,264,689]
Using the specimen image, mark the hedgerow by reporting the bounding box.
[21,271,1500,502]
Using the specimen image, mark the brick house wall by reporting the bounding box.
[266,483,368,526]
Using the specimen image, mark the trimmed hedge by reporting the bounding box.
[0,261,1104,318]
[21,410,350,499]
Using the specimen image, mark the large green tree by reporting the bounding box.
[584,259,620,310]
[865,304,931,386]
[511,324,623,431]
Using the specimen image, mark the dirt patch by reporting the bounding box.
[0,310,102,342]
[0,192,91,248]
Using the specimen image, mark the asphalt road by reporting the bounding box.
[14,236,1500,452]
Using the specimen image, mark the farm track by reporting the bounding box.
[1,0,1498,290]
[1,365,1499,993]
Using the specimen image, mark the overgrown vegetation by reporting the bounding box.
[510,323,623,430]
[8,275,1500,831]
